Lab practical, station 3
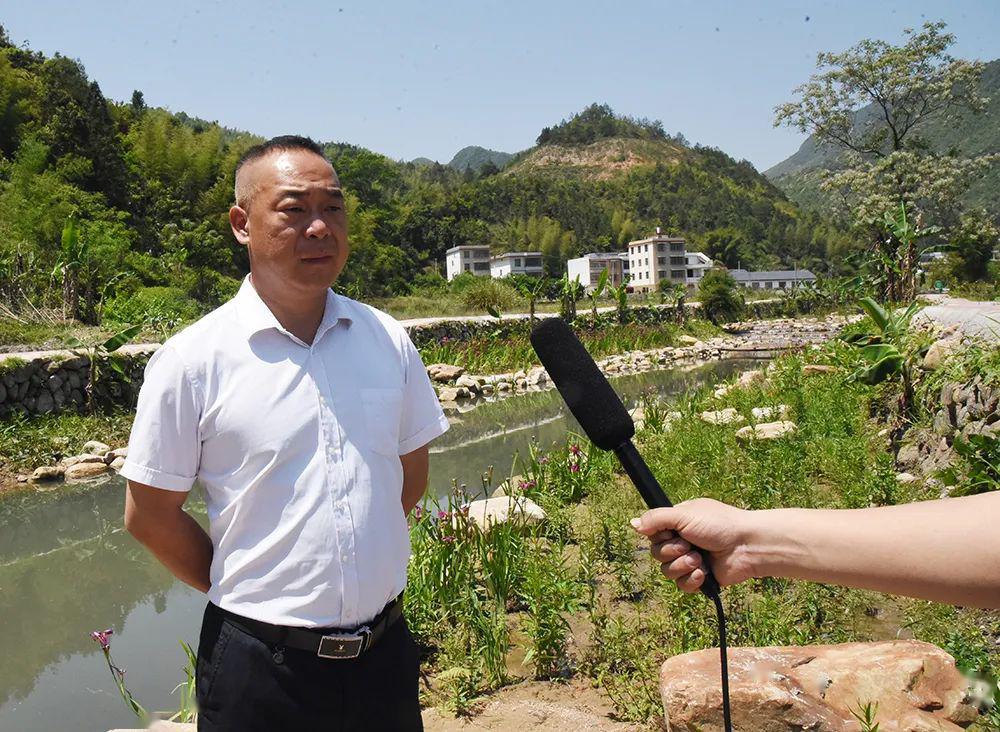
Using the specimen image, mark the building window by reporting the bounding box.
[657,256,665,265]
[671,269,685,279]
[464,264,470,272]
[658,269,666,279]
[526,257,541,267]
[687,269,694,278]
[658,243,666,253]
[464,250,470,259]
[670,256,685,266]
[670,243,684,253]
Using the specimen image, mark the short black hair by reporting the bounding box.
[234,135,330,208]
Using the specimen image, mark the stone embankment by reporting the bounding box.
[425,315,846,406]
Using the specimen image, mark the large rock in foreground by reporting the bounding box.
[660,640,979,731]
[466,496,546,529]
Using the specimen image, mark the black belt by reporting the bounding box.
[217,595,404,660]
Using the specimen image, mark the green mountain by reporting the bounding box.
[0,29,846,319]
[447,146,514,172]
[765,58,1000,217]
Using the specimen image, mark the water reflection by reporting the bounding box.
[0,359,755,732]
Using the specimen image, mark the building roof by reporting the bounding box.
[445,244,491,254]
[729,269,816,282]
[627,235,686,249]
[572,252,628,260]
[492,251,543,259]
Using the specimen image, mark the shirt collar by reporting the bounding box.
[235,275,352,344]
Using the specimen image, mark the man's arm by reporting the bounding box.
[632,492,1000,609]
[400,446,430,515]
[125,480,213,593]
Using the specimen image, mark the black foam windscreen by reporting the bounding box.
[530,318,635,450]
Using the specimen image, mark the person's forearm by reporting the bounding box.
[748,492,1000,608]
[127,509,213,593]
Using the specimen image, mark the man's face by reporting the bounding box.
[230,149,349,295]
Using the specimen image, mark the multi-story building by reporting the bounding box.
[490,251,544,278]
[627,229,687,293]
[566,252,629,292]
[729,269,816,290]
[685,252,713,286]
[445,245,492,281]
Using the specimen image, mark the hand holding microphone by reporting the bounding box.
[630,498,758,594]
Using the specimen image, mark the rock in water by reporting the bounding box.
[736,420,797,441]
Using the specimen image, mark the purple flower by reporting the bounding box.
[413,506,423,519]
[569,463,580,473]
[569,444,581,456]
[437,510,449,521]
[91,628,114,651]
[442,535,455,543]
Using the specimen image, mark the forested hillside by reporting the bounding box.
[0,32,848,327]
[766,58,1000,219]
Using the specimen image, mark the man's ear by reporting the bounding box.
[230,205,250,246]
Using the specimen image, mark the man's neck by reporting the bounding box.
[249,273,327,345]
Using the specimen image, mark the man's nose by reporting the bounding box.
[305,213,330,238]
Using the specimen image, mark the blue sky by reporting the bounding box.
[4,1,998,171]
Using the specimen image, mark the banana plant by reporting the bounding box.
[844,297,922,422]
[67,324,145,413]
[588,269,609,319]
[607,276,631,324]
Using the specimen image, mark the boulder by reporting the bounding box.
[30,465,64,483]
[923,338,961,371]
[82,440,111,457]
[466,496,546,529]
[660,640,979,731]
[455,374,482,393]
[803,364,838,376]
[61,454,107,468]
[736,420,797,441]
[65,462,110,482]
[105,446,129,464]
[437,386,470,402]
[699,408,744,426]
[426,363,465,383]
[737,369,765,387]
[109,456,127,472]
[751,405,789,421]
[677,335,699,345]
[896,472,919,484]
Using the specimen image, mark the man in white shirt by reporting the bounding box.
[122,136,449,731]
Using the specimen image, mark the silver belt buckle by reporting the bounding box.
[317,626,370,659]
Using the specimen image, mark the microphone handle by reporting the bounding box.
[614,441,721,599]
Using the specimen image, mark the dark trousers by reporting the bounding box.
[196,602,423,731]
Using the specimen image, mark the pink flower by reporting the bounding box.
[459,504,470,515]
[569,463,580,473]
[413,506,423,519]
[91,628,114,651]
[539,456,550,465]
[442,535,455,543]
[437,510,449,521]
[569,444,581,455]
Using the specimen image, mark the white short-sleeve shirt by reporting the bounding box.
[121,276,449,628]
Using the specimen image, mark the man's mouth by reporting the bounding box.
[300,254,334,264]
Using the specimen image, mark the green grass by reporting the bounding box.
[405,350,999,726]
[418,319,721,374]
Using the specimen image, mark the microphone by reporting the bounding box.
[530,317,720,599]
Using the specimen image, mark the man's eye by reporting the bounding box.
[282,207,304,213]
[326,205,342,212]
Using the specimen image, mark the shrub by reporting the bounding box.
[104,287,202,331]
[459,278,519,314]
[698,269,745,323]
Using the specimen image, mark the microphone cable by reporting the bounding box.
[710,589,733,731]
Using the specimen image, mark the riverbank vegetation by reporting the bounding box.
[404,340,1000,727]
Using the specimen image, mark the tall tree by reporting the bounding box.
[774,21,995,299]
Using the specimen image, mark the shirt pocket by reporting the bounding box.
[360,387,403,457]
